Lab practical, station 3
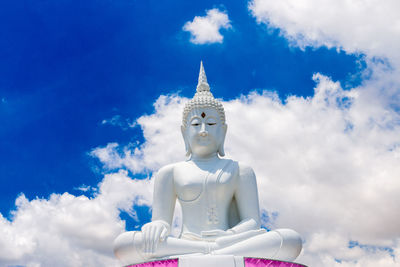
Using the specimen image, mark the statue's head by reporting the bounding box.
[181,62,227,158]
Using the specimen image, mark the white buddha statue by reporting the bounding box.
[113,62,302,266]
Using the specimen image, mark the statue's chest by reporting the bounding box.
[174,163,235,203]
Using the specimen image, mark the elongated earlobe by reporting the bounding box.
[218,124,227,157]
[181,126,191,157]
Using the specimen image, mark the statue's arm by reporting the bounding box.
[141,164,176,253]
[150,164,176,226]
[231,162,261,233]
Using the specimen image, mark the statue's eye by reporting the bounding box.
[191,120,200,126]
[206,118,217,125]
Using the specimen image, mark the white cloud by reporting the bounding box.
[91,95,188,173]
[101,115,136,130]
[183,8,232,44]
[0,170,153,267]
[248,0,400,67]
[245,2,400,264]
[224,82,400,266]
[74,184,94,192]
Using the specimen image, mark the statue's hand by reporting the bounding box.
[141,220,170,254]
[201,229,234,238]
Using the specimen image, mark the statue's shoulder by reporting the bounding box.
[219,158,254,177]
[220,158,239,170]
[156,163,177,179]
[236,161,256,179]
[156,161,188,176]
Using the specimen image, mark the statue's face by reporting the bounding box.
[183,107,226,158]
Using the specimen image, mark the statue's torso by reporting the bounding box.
[173,158,239,239]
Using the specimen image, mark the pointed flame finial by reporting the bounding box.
[196,61,210,92]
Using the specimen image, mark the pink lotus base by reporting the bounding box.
[127,258,306,267]
[127,259,178,267]
[244,258,306,267]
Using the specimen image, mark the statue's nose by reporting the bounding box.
[199,131,207,137]
[199,123,208,137]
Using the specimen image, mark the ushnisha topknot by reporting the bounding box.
[182,61,226,128]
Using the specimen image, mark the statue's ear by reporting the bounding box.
[218,124,227,157]
[181,125,191,157]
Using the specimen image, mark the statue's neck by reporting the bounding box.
[190,153,219,164]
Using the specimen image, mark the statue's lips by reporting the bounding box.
[195,136,213,145]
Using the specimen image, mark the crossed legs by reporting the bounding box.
[113,229,302,265]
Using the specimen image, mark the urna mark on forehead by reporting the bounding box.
[187,107,221,122]
[182,61,226,128]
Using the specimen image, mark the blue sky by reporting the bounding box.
[1,1,399,266]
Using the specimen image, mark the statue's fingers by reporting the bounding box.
[160,227,168,241]
[201,230,217,236]
[153,227,163,251]
[154,226,162,242]
[144,226,151,253]
[143,227,148,253]
[149,225,156,254]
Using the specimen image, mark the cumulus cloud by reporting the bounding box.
[0,96,186,267]
[0,171,153,267]
[183,8,232,44]
[91,95,188,173]
[225,81,400,266]
[248,0,400,67]
[245,1,400,265]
